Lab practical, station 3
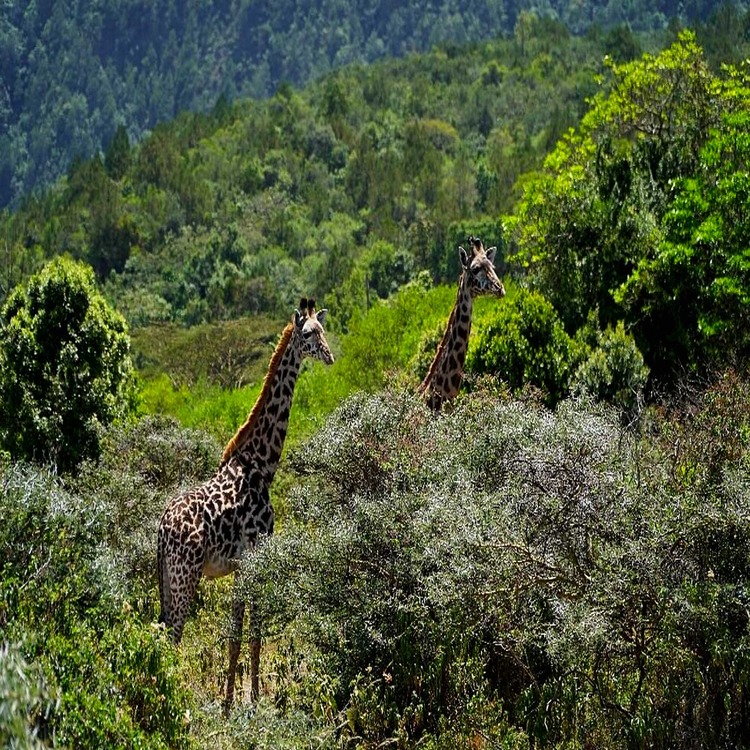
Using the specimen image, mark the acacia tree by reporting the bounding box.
[0,257,135,472]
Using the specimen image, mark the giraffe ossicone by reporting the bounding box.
[157,298,334,712]
[419,236,505,410]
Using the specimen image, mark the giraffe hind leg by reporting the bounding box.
[166,561,202,645]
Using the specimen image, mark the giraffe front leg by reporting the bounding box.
[249,601,261,701]
[224,580,245,715]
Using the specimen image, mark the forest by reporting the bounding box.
[0,0,746,209]
[3,4,750,749]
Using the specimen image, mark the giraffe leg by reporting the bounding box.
[168,562,202,645]
[225,590,245,715]
[249,601,261,700]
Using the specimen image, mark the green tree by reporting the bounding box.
[509,32,748,380]
[0,257,135,472]
[467,287,580,406]
[104,124,132,181]
[618,104,750,370]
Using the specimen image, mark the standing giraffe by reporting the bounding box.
[157,299,334,713]
[419,236,505,410]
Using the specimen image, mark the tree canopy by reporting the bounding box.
[509,30,750,381]
[1,0,746,209]
[0,257,136,472]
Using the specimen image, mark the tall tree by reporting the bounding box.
[508,31,750,379]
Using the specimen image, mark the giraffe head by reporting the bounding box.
[294,298,335,365]
[459,236,505,298]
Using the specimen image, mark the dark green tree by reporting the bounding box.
[0,257,136,472]
[509,32,750,380]
[104,124,132,180]
[618,104,750,370]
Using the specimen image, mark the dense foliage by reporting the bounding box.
[5,369,750,748]
[0,415,218,747]
[3,13,750,750]
[509,30,750,381]
[2,16,621,329]
[0,257,136,472]
[238,383,750,748]
[1,0,742,209]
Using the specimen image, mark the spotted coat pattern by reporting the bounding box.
[419,237,505,410]
[157,302,333,708]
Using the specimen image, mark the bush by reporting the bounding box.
[0,257,136,473]
[329,279,456,394]
[0,419,212,749]
[467,287,580,406]
[0,641,56,749]
[571,319,649,418]
[239,387,750,748]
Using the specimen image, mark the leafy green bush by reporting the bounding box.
[467,287,580,406]
[0,641,56,749]
[332,277,455,394]
[0,421,212,748]
[571,319,649,418]
[0,257,136,472]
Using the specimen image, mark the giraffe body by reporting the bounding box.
[420,237,505,410]
[157,460,271,640]
[157,301,333,709]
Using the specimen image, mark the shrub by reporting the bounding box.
[72,415,219,600]
[0,257,136,472]
[1,442,198,748]
[0,641,56,749]
[239,387,750,748]
[571,319,649,418]
[467,287,581,406]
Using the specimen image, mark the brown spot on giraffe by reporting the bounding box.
[157,299,334,713]
[419,236,505,410]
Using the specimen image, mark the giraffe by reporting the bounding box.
[157,298,334,713]
[419,236,505,410]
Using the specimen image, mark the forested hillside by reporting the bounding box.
[0,0,745,208]
[0,16,621,324]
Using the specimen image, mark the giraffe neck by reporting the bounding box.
[224,331,303,483]
[420,273,473,409]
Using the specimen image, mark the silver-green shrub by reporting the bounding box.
[241,386,750,747]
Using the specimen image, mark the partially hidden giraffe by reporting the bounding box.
[419,236,505,410]
[157,298,334,713]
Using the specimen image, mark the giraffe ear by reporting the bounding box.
[459,246,470,269]
[486,246,497,264]
[294,309,305,328]
[315,308,328,326]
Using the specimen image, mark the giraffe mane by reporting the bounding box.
[220,320,295,466]
[418,279,463,395]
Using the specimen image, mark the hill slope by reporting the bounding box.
[1,18,627,325]
[0,0,738,208]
